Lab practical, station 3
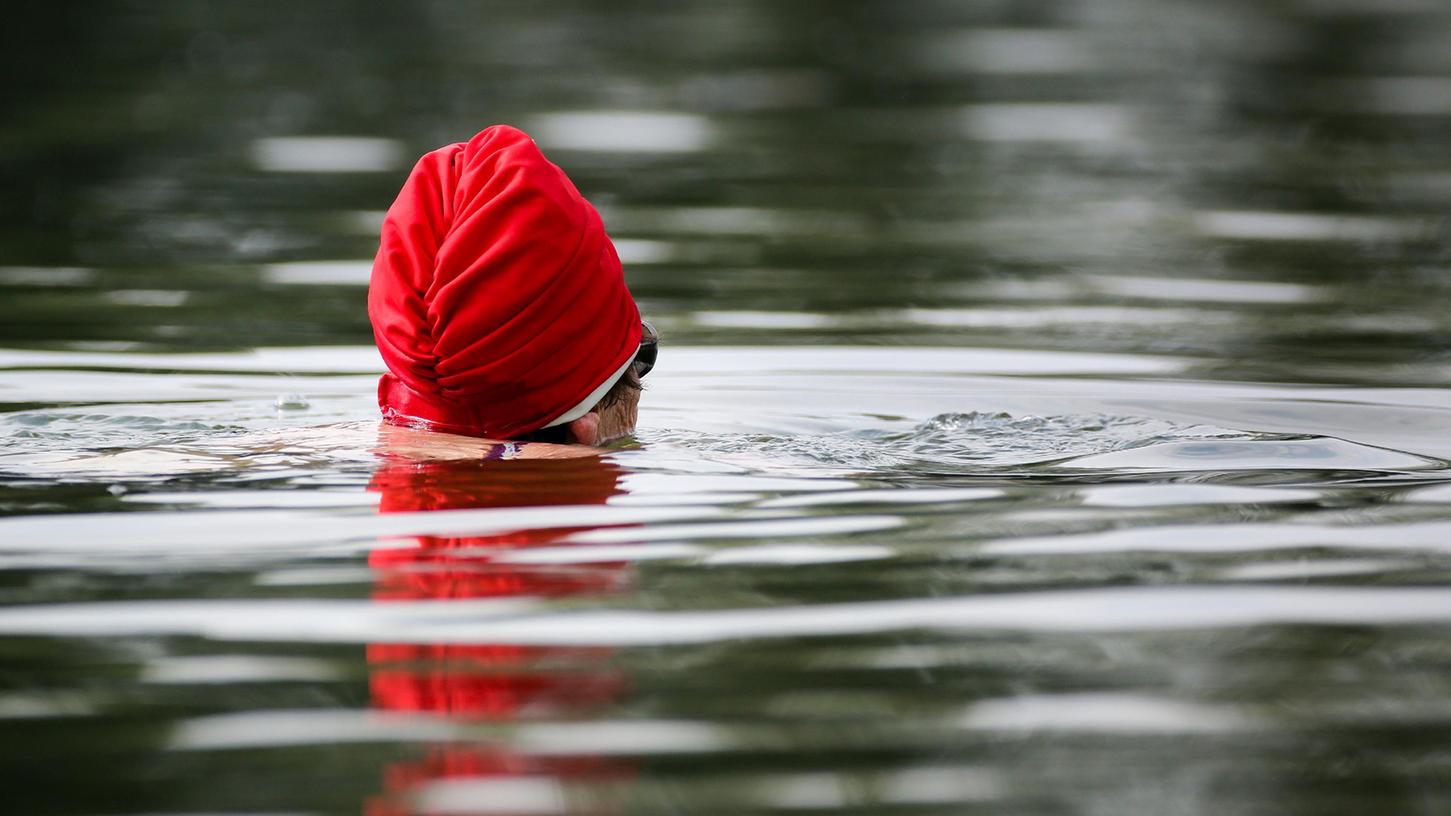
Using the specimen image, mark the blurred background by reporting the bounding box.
[3,0,1448,385]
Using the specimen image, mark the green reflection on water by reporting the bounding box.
[2,0,1448,382]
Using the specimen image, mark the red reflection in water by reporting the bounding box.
[365,450,635,815]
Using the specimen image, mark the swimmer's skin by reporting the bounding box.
[376,423,613,460]
[375,382,641,461]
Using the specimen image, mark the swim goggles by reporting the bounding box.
[634,321,658,378]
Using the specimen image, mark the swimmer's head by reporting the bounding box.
[368,125,648,445]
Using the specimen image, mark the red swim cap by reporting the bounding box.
[368,126,641,439]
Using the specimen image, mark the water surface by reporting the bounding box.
[4,1,1451,814]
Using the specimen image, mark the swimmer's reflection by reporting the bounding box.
[365,438,634,815]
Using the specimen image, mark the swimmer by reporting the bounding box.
[367,126,656,460]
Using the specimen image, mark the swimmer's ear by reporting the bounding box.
[565,412,601,446]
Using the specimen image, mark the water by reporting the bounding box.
[5,1,1451,814]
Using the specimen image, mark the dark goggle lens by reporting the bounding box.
[634,322,658,378]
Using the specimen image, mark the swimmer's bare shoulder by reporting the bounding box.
[374,422,608,461]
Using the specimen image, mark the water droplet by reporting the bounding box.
[275,394,310,411]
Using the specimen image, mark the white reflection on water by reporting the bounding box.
[959,103,1131,143]
[494,543,704,565]
[342,209,388,235]
[913,29,1098,75]
[1077,484,1318,507]
[1405,483,1451,503]
[262,260,372,286]
[407,778,567,816]
[701,543,891,566]
[140,654,341,684]
[171,708,459,749]
[766,773,851,810]
[249,136,406,173]
[0,693,96,720]
[525,111,715,153]
[127,490,373,512]
[960,693,1255,734]
[979,520,1451,556]
[0,267,96,286]
[1083,274,1320,304]
[756,487,1002,509]
[0,345,384,372]
[610,238,677,264]
[617,473,856,496]
[170,709,729,754]
[1218,558,1414,581]
[1194,210,1429,241]
[0,504,728,560]
[564,515,904,545]
[8,586,1451,644]
[512,720,729,755]
[901,305,1229,328]
[99,289,191,307]
[692,310,835,329]
[1062,437,1437,472]
[766,766,1001,809]
[649,346,1189,376]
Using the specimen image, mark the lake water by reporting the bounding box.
[4,1,1451,814]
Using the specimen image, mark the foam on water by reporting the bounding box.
[644,409,1419,480]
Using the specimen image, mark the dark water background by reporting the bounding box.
[3,1,1451,814]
